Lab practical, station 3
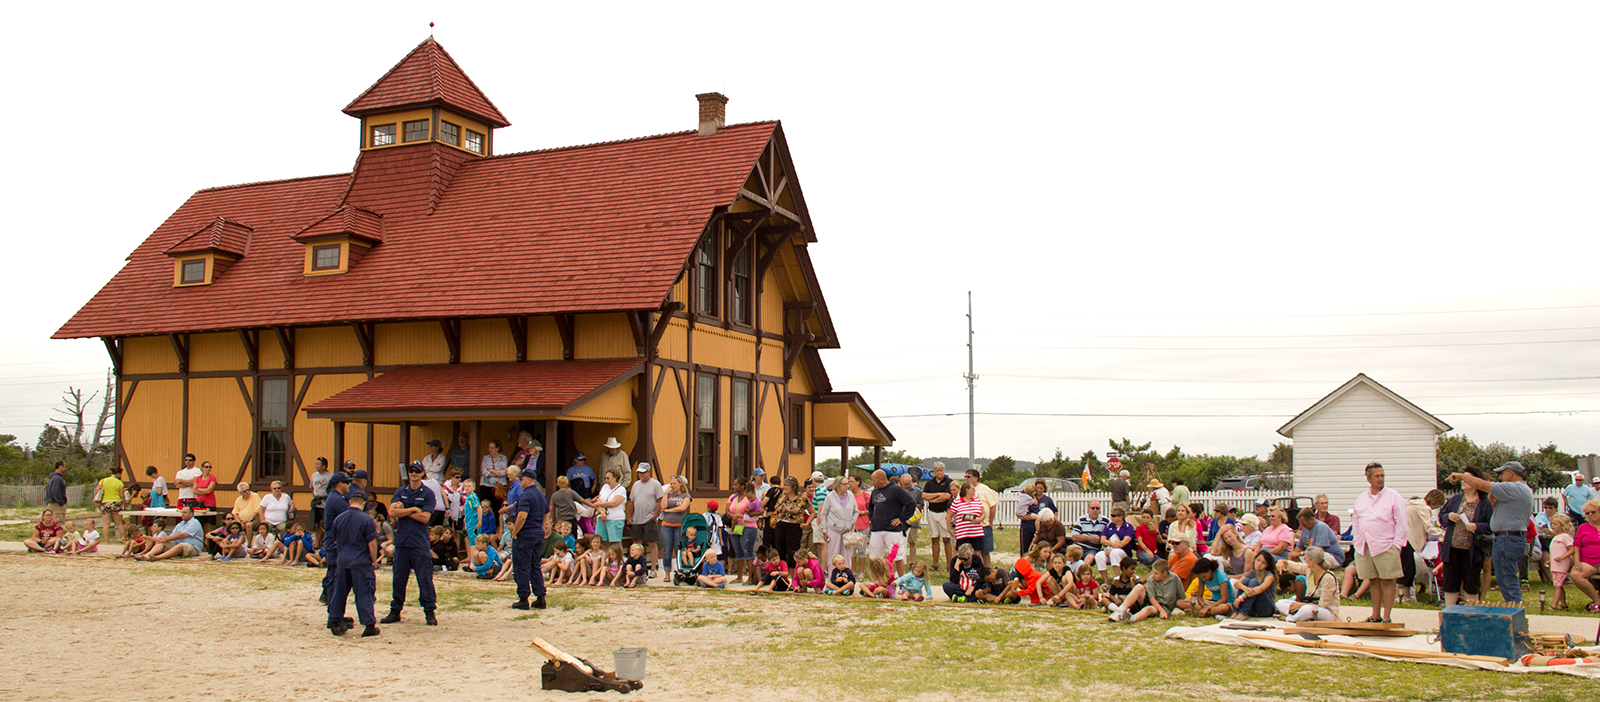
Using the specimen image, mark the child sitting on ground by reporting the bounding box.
[271,521,315,565]
[541,538,573,582]
[214,521,246,561]
[1102,556,1140,608]
[976,565,1020,604]
[697,550,731,588]
[1111,558,1183,623]
[247,523,277,560]
[604,544,626,587]
[430,526,460,571]
[792,549,823,593]
[1179,557,1233,617]
[825,555,856,595]
[1070,563,1100,609]
[472,534,502,579]
[893,560,932,601]
[857,558,895,598]
[117,523,154,558]
[563,536,592,585]
[1043,554,1074,606]
[583,536,609,586]
[755,546,792,593]
[623,543,648,588]
[68,519,100,555]
[1063,544,1086,573]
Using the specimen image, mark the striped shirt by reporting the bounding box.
[950,497,985,539]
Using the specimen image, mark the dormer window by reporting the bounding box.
[440,121,460,147]
[465,130,484,153]
[370,123,395,147]
[312,244,342,271]
[403,119,429,143]
[179,259,206,285]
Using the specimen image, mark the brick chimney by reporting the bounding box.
[696,92,728,136]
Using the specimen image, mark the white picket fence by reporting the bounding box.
[994,490,1297,527]
[994,487,1574,528]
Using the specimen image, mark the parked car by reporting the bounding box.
[1002,477,1079,494]
[1213,476,1262,492]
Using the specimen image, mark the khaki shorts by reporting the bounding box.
[926,512,953,539]
[164,542,199,558]
[1355,546,1402,580]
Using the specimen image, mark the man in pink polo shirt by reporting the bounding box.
[1352,461,1407,623]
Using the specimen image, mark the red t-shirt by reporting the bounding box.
[35,521,63,541]
[1135,525,1159,553]
[195,474,218,508]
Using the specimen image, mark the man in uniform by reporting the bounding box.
[319,472,352,605]
[328,491,380,637]
[510,469,550,610]
[384,461,438,626]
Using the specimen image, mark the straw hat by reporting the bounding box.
[1146,477,1164,489]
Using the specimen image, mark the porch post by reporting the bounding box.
[874,446,882,472]
[544,418,558,494]
[469,420,481,482]
[841,438,850,477]
[400,421,412,468]
[333,421,345,470]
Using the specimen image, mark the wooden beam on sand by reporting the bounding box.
[531,637,593,674]
[1238,633,1508,664]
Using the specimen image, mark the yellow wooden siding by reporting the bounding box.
[564,378,636,423]
[761,268,784,329]
[409,422,456,472]
[572,420,637,469]
[812,403,848,441]
[296,326,362,368]
[796,401,813,475]
[659,320,688,361]
[122,379,183,471]
[670,275,688,306]
[260,334,285,370]
[690,325,758,373]
[188,377,254,484]
[372,423,401,490]
[188,332,248,372]
[759,339,785,377]
[376,321,448,366]
[461,318,515,362]
[759,382,786,474]
[292,373,367,484]
[788,358,813,395]
[124,336,178,375]
[574,313,638,359]
[653,367,687,478]
[528,316,562,360]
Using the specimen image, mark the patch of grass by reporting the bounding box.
[0,523,34,541]
[513,613,540,621]
[755,604,1595,700]
[581,613,610,623]
[438,588,493,612]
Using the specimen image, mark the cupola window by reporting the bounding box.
[465,130,484,154]
[440,121,460,147]
[403,119,429,143]
[370,123,396,147]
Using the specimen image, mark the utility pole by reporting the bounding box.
[965,291,977,474]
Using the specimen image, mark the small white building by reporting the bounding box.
[1278,374,1452,519]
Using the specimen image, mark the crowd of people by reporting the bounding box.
[21,448,1600,631]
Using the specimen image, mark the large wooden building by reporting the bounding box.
[55,38,893,508]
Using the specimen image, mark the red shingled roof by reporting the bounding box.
[293,205,384,244]
[164,217,253,257]
[55,121,778,339]
[304,359,643,417]
[344,38,510,128]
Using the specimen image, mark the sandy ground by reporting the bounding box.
[0,552,807,702]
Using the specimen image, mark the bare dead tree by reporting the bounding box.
[90,369,115,452]
[50,385,97,459]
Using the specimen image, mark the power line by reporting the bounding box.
[1001,325,1600,340]
[986,337,1600,352]
[983,373,1600,385]
[879,408,1600,419]
[994,302,1600,322]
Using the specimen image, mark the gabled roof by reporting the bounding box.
[293,205,384,244]
[55,122,781,339]
[1277,373,1452,438]
[304,359,643,420]
[344,38,510,128]
[163,217,252,257]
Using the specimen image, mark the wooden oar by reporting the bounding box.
[1238,633,1507,664]
[1284,626,1416,637]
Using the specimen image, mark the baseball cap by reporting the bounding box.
[636,462,652,473]
[1254,498,1270,507]
[328,472,348,486]
[343,460,356,469]
[707,500,720,512]
[1592,476,1600,484]
[352,469,369,480]
[426,439,442,447]
[752,468,766,476]
[574,452,586,461]
[406,462,424,474]
[811,471,825,481]
[1495,461,1526,476]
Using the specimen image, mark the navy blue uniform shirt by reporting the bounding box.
[511,485,549,540]
[322,490,350,548]
[390,484,434,550]
[331,507,377,569]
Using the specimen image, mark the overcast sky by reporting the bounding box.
[4,2,1599,467]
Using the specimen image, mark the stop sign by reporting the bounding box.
[1107,457,1121,471]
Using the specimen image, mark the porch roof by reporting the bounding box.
[304,359,643,422]
[811,392,894,447]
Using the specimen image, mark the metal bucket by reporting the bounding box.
[613,647,648,681]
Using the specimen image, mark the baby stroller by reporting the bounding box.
[670,513,711,585]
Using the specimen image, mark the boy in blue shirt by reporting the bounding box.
[696,550,730,588]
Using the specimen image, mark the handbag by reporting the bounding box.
[843,531,867,549]
[732,524,745,536]
[1473,530,1495,555]
[92,482,104,503]
[493,484,508,502]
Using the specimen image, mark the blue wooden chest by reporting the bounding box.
[1438,604,1528,661]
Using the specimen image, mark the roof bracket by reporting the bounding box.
[555,314,575,361]
[507,316,528,362]
[238,330,259,372]
[168,333,190,375]
[353,322,375,368]
[102,337,123,377]
[439,318,461,364]
[274,326,296,371]
[649,302,684,355]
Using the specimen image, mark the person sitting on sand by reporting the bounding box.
[1110,558,1183,623]
[697,550,731,588]
[137,506,205,561]
[1178,558,1233,617]
[68,519,101,555]
[24,509,66,553]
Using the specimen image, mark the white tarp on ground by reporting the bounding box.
[1163,620,1600,679]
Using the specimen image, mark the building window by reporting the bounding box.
[403,119,429,143]
[695,373,717,488]
[789,402,806,453]
[696,236,718,317]
[180,259,206,284]
[311,244,341,271]
[465,130,484,153]
[258,377,290,480]
[440,121,460,146]
[730,378,751,483]
[730,246,752,326]
[370,123,395,147]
